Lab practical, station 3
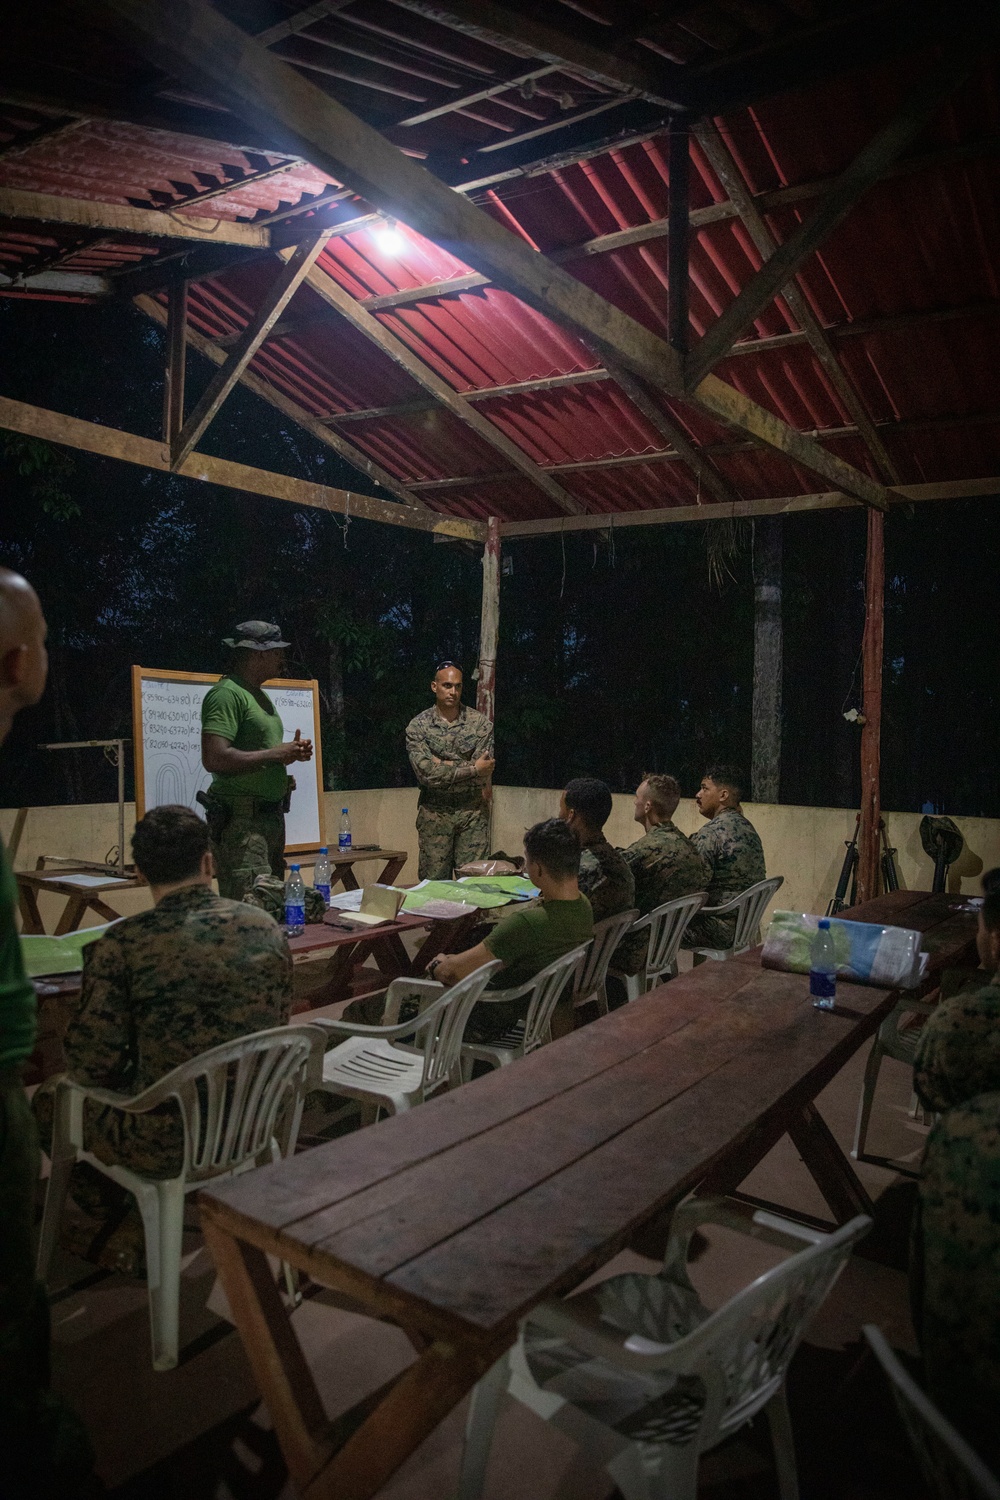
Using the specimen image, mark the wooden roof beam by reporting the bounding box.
[499,476,1000,538]
[692,118,902,485]
[292,257,586,514]
[135,292,429,511]
[388,0,691,108]
[0,395,481,538]
[685,32,989,388]
[169,231,332,469]
[99,0,895,513]
[0,186,271,247]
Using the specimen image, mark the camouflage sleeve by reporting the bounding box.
[64,933,134,1091]
[688,821,718,866]
[473,714,494,762]
[913,988,1000,1113]
[405,719,481,790]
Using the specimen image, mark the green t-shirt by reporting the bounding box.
[201,676,288,802]
[484,895,594,991]
[1,841,36,1069]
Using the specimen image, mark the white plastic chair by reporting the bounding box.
[687,875,784,962]
[313,961,502,1120]
[37,1024,324,1371]
[852,997,938,1167]
[573,909,640,1018]
[863,1325,1000,1500]
[608,892,708,1003]
[459,945,589,1079]
[459,1196,871,1500]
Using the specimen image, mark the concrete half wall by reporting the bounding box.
[3,789,997,932]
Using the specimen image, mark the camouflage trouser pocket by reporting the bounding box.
[213,821,281,901]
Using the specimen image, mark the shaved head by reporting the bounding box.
[0,567,47,744]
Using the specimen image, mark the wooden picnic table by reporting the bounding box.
[16,865,143,935]
[288,906,480,1012]
[198,889,977,1499]
[323,847,408,892]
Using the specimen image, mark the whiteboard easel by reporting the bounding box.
[132,667,325,854]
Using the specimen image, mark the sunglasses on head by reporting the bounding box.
[435,660,459,672]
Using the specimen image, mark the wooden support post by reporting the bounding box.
[162,280,188,444]
[668,114,690,355]
[856,509,885,903]
[476,515,500,723]
[751,516,782,804]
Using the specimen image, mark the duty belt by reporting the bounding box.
[214,795,284,815]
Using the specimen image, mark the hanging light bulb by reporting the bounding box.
[373,216,405,255]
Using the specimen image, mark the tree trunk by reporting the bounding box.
[751,516,783,804]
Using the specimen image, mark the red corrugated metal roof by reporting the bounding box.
[1,22,998,523]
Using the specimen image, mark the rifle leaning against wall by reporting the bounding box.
[828,814,900,915]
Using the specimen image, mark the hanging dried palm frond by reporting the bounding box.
[706,516,751,590]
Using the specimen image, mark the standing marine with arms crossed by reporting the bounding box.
[200,620,313,900]
[405,661,495,880]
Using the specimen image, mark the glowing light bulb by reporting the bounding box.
[374,217,405,255]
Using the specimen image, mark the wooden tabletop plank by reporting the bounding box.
[386,975,896,1331]
[301,968,883,1276]
[201,961,756,1234]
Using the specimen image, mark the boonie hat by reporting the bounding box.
[223,620,290,650]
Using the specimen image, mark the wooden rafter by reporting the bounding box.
[134,293,430,511]
[692,118,902,485]
[288,256,586,515]
[685,33,987,387]
[98,0,896,514]
[0,395,483,538]
[170,232,332,468]
[389,0,689,108]
[0,186,271,246]
[162,280,188,445]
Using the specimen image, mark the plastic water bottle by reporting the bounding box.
[313,847,331,908]
[338,807,352,851]
[284,864,306,936]
[810,918,837,1010]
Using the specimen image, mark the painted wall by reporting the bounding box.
[4,789,996,932]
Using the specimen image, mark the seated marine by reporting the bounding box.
[36,805,291,1269]
[430,818,593,1043]
[683,764,766,950]
[614,774,710,976]
[559,777,635,924]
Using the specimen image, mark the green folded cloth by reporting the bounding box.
[20,924,113,978]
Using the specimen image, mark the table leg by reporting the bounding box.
[302,944,363,1009]
[377,857,406,886]
[18,884,45,935]
[338,863,360,892]
[85,898,122,924]
[409,913,480,976]
[787,1101,875,1222]
[53,897,88,936]
[201,1210,508,1500]
[199,1216,333,1494]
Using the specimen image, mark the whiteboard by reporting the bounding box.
[132,668,325,853]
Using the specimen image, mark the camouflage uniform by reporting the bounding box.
[915,1092,1000,1472]
[913,975,1000,1114]
[405,704,493,880]
[615,822,711,976]
[578,836,635,926]
[242,873,327,925]
[208,797,287,902]
[683,808,766,950]
[56,885,291,1177]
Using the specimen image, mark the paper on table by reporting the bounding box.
[401,896,479,920]
[20,923,115,978]
[44,873,131,889]
[327,889,363,911]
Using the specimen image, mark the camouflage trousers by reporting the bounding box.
[211,800,286,902]
[416,804,489,881]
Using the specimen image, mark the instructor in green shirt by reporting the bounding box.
[200,620,313,901]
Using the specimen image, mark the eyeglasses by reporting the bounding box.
[435,660,459,672]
